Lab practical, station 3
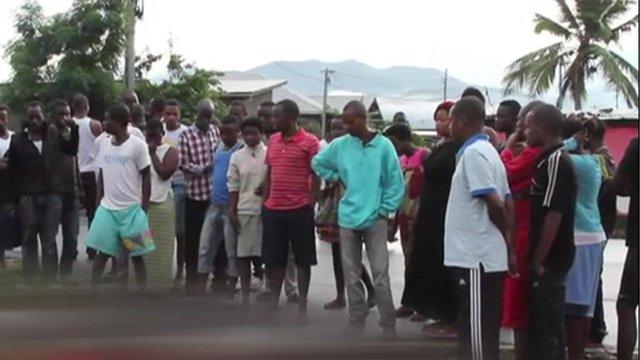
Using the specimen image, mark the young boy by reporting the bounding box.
[197,115,243,296]
[383,122,429,320]
[87,104,155,292]
[228,117,268,307]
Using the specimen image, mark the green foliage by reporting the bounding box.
[2,0,129,121]
[135,54,226,122]
[503,0,639,110]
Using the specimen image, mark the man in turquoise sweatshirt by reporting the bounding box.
[312,100,405,337]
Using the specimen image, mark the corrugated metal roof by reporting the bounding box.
[219,78,287,96]
[273,86,323,115]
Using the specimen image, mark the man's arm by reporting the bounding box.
[531,211,562,276]
[379,142,405,216]
[89,120,103,137]
[311,141,339,181]
[480,193,517,276]
[611,138,638,196]
[178,132,200,176]
[150,147,179,181]
[140,166,151,213]
[58,123,79,156]
[255,166,271,199]
[96,170,104,209]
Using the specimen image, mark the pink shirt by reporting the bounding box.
[400,147,428,170]
[265,128,319,210]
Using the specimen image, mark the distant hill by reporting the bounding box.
[244,59,625,111]
[248,59,472,99]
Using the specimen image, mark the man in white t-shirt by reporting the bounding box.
[162,99,188,283]
[444,96,516,360]
[86,104,155,292]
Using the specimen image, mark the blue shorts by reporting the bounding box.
[86,204,155,257]
[565,242,604,317]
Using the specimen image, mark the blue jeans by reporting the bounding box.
[19,195,62,280]
[198,204,237,277]
[171,181,187,237]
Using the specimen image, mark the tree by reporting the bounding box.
[503,0,639,109]
[2,0,129,120]
[135,53,226,122]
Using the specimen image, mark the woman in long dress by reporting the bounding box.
[144,119,179,291]
[401,101,461,335]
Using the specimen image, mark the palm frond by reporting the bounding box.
[611,14,639,40]
[577,0,609,39]
[554,0,582,32]
[601,0,635,24]
[534,14,573,38]
[502,42,565,95]
[589,44,639,107]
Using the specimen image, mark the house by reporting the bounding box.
[218,72,287,115]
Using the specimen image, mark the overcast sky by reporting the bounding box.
[0,0,638,88]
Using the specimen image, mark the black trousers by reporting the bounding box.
[80,172,97,257]
[528,270,567,360]
[453,266,504,360]
[185,198,209,287]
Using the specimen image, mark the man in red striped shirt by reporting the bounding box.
[261,99,320,319]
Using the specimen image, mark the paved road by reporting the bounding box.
[0,219,634,359]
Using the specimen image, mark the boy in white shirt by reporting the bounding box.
[86,104,155,292]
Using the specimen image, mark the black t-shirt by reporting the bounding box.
[618,137,638,248]
[530,144,577,274]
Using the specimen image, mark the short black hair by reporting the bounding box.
[343,100,366,117]
[461,87,486,105]
[260,101,275,108]
[451,96,486,126]
[146,118,164,134]
[518,100,545,120]
[589,117,606,141]
[0,104,9,113]
[150,97,166,114]
[51,99,69,110]
[240,116,264,133]
[71,93,89,110]
[383,123,412,141]
[26,100,44,112]
[562,116,583,139]
[221,115,240,126]
[106,103,130,126]
[230,100,247,110]
[499,100,521,116]
[131,104,146,119]
[276,99,300,119]
[531,104,564,137]
[165,99,180,108]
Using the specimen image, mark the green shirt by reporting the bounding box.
[312,133,405,230]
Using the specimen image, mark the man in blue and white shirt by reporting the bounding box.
[444,96,516,360]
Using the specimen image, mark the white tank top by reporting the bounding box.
[150,144,173,203]
[74,116,98,173]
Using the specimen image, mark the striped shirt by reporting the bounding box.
[179,124,220,201]
[265,128,319,210]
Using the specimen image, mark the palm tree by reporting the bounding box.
[503,0,639,110]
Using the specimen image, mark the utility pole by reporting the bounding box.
[443,69,448,101]
[124,0,144,91]
[321,68,334,139]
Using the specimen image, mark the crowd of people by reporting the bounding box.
[0,85,637,360]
